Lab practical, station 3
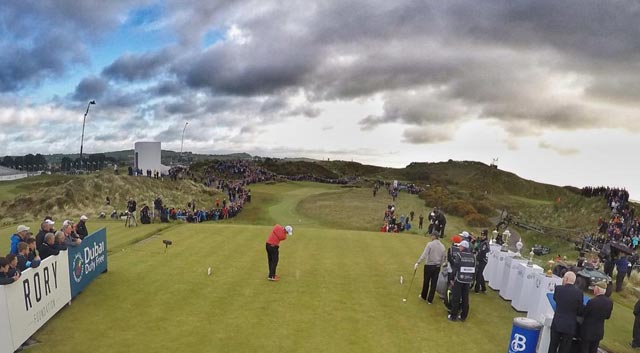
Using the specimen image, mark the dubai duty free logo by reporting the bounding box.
[72,253,84,283]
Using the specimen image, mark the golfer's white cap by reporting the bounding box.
[45,219,55,225]
[63,220,72,226]
[460,231,470,239]
[80,215,88,221]
[17,225,30,232]
[285,225,293,236]
[459,240,470,249]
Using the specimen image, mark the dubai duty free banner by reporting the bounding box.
[68,227,108,298]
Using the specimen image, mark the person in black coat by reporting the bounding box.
[633,297,640,348]
[549,271,584,353]
[38,233,61,260]
[76,215,89,239]
[580,281,613,353]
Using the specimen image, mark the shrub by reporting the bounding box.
[471,200,495,216]
[464,213,493,227]
[444,200,477,217]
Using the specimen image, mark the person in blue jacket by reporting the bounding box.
[9,225,30,255]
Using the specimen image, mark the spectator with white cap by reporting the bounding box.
[265,224,293,281]
[9,225,30,255]
[77,215,89,239]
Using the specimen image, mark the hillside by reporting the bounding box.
[0,172,217,224]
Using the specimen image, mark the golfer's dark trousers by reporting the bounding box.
[421,265,440,303]
[266,243,279,278]
[474,261,487,292]
[450,281,469,320]
[547,330,573,353]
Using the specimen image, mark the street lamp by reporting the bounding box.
[180,121,189,164]
[79,100,96,171]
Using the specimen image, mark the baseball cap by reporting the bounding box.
[80,215,88,221]
[63,220,72,226]
[459,240,470,249]
[284,225,293,236]
[451,235,462,244]
[460,231,470,239]
[17,225,30,232]
[45,219,55,225]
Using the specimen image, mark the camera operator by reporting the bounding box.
[474,230,489,293]
[153,196,163,222]
[126,198,138,227]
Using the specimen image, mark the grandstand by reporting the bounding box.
[0,165,28,181]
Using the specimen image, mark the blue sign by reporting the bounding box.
[67,228,108,298]
[546,292,590,311]
[508,318,542,353]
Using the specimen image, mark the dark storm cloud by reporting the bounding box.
[0,32,87,92]
[72,76,108,101]
[102,49,174,82]
[7,0,640,154]
[0,0,149,91]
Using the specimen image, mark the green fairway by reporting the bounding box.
[28,224,521,353]
[1,181,637,352]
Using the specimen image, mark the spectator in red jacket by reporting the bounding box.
[265,224,293,281]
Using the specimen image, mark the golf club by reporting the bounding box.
[403,267,418,302]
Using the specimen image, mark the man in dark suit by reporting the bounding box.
[580,281,613,353]
[549,271,584,353]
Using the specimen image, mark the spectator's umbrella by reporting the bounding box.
[610,241,633,255]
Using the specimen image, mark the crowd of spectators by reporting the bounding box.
[2,217,87,286]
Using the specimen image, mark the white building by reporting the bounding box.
[133,142,170,174]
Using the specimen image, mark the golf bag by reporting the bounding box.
[436,268,449,299]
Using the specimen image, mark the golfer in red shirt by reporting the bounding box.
[266,224,293,281]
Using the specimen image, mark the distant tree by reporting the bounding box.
[34,154,47,170]
[13,156,24,170]
[1,156,14,168]
[61,157,72,171]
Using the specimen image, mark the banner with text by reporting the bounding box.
[68,227,108,298]
[0,253,72,353]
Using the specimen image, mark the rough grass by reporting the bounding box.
[0,171,218,224]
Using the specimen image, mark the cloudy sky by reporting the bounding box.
[2,1,639,196]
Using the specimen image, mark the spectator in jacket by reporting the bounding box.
[548,271,584,353]
[415,232,446,304]
[265,224,293,281]
[61,223,81,246]
[580,281,613,353]
[36,219,55,248]
[616,255,629,292]
[17,242,40,271]
[76,215,89,239]
[0,257,20,285]
[10,225,30,255]
[474,230,490,293]
[632,297,640,348]
[39,233,60,260]
[5,254,20,277]
[26,238,39,263]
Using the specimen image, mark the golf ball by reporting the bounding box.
[403,299,407,302]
